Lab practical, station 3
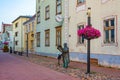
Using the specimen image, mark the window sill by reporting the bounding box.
[77,2,85,7]
[45,17,50,20]
[102,42,118,47]
[76,42,86,47]
[76,3,86,12]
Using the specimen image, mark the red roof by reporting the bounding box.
[2,24,12,27]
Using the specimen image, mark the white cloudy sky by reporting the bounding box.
[0,0,36,31]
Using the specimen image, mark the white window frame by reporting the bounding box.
[103,15,117,46]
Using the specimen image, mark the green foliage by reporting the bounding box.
[3,45,9,52]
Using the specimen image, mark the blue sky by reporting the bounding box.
[0,0,35,31]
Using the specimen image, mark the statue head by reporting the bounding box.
[64,43,67,48]
[63,43,68,52]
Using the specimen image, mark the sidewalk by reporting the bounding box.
[0,52,79,80]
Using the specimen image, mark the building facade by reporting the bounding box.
[12,16,32,52]
[69,0,120,68]
[23,15,36,53]
[0,32,2,49]
[35,0,69,56]
[1,23,13,49]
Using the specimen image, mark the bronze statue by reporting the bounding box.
[57,43,70,68]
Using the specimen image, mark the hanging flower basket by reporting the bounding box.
[3,42,9,45]
[77,25,101,40]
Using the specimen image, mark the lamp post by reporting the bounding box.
[64,0,69,44]
[26,32,28,57]
[86,7,91,74]
[14,35,15,53]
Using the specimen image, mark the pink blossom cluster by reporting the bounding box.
[77,25,101,40]
[3,42,8,45]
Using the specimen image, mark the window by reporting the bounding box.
[37,6,40,24]
[45,5,50,20]
[56,26,62,46]
[45,29,50,46]
[56,0,62,14]
[36,32,40,47]
[77,0,85,5]
[77,24,84,44]
[15,41,18,45]
[15,22,18,28]
[15,32,18,37]
[104,18,115,43]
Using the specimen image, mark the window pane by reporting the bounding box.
[37,11,40,23]
[105,20,109,27]
[57,0,61,4]
[57,5,61,13]
[111,29,115,42]
[105,30,109,43]
[81,0,85,3]
[82,36,84,43]
[77,25,84,44]
[111,19,114,26]
[56,0,61,14]
[47,12,49,18]
[45,6,50,20]
[56,27,61,46]
[78,26,80,30]
[45,30,50,46]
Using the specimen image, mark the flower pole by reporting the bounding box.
[77,7,101,74]
[87,7,91,74]
[26,32,28,57]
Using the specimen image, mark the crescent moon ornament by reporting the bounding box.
[55,15,64,23]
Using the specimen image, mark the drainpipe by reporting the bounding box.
[64,0,69,46]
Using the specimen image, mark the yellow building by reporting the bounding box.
[12,16,32,52]
[23,15,36,53]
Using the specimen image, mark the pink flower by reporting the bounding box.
[3,42,8,45]
[77,25,101,40]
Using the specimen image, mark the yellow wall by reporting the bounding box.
[24,16,36,53]
[12,16,31,52]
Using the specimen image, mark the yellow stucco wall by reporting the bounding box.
[24,15,36,53]
[12,16,31,52]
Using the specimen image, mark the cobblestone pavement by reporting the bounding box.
[1,52,120,80]
[17,53,120,80]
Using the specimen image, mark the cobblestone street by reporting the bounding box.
[0,51,120,80]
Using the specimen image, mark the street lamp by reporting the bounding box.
[86,7,91,74]
[26,32,28,57]
[14,35,15,54]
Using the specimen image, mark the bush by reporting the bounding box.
[3,45,9,52]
